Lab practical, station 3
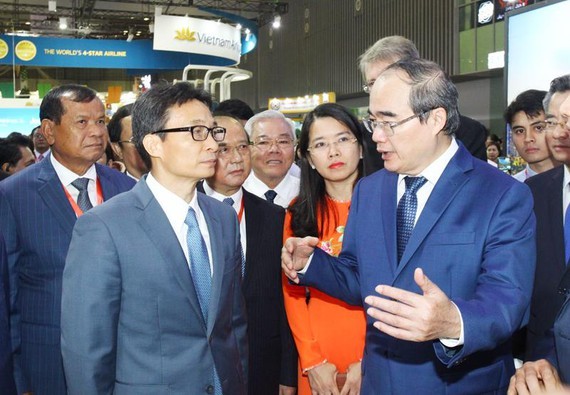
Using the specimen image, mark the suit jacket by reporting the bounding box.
[554,270,570,383]
[61,178,248,395]
[0,154,135,394]
[0,232,16,394]
[301,144,536,394]
[525,165,568,360]
[197,183,298,393]
[241,189,297,393]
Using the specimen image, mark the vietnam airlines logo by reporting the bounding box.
[175,27,196,41]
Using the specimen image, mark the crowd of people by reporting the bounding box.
[0,35,569,395]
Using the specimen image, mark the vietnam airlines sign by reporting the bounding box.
[154,15,241,65]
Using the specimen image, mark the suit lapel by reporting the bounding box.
[395,146,471,277]
[548,167,566,270]
[381,173,399,274]
[134,180,205,326]
[37,157,76,237]
[242,191,261,290]
[198,194,224,334]
[95,164,120,200]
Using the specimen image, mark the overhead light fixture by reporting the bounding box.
[59,17,68,30]
[25,21,31,26]
[272,15,281,29]
[144,17,150,21]
[48,1,57,12]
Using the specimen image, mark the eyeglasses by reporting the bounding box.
[252,137,294,151]
[307,135,358,155]
[362,79,375,94]
[363,112,427,136]
[151,125,226,142]
[545,117,569,130]
[118,136,135,145]
[217,143,252,158]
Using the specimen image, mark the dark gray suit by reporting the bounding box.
[61,177,248,394]
[0,155,135,394]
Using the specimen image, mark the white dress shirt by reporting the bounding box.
[512,165,537,182]
[146,173,214,275]
[50,154,99,210]
[243,171,300,208]
[202,182,247,257]
[563,165,570,226]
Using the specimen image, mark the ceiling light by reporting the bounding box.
[48,1,57,12]
[272,15,281,29]
[144,17,150,21]
[59,17,68,30]
[25,21,31,25]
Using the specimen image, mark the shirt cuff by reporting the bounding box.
[439,301,464,348]
[296,252,314,275]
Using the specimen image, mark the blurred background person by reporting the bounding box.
[283,103,366,395]
[0,137,35,176]
[30,125,50,161]
[505,89,560,181]
[107,103,147,180]
[215,98,254,126]
[487,140,501,167]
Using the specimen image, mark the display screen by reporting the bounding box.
[506,0,570,103]
[0,107,40,138]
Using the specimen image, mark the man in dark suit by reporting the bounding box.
[358,35,488,176]
[61,83,248,394]
[200,114,297,394]
[0,231,16,394]
[0,84,136,395]
[522,75,570,362]
[283,59,535,393]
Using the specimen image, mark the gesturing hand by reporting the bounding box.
[364,268,461,342]
[281,236,319,284]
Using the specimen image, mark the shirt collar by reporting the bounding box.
[564,165,570,190]
[146,172,200,232]
[398,138,459,186]
[202,181,243,212]
[50,153,97,187]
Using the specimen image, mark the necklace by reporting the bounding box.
[326,194,351,203]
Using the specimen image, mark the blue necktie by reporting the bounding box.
[71,178,93,213]
[564,207,570,265]
[223,197,245,277]
[264,190,277,204]
[184,207,222,395]
[397,176,427,263]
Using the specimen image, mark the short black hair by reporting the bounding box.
[504,89,547,125]
[6,132,33,151]
[131,82,213,170]
[40,84,99,125]
[0,140,23,168]
[108,103,133,143]
[215,99,254,121]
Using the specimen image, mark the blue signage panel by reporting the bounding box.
[0,107,40,137]
[0,35,235,69]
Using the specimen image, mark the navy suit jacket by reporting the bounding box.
[554,270,570,383]
[0,155,135,394]
[525,165,568,360]
[0,232,16,394]
[300,144,536,394]
[61,178,248,395]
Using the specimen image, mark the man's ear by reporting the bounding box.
[41,119,56,146]
[142,134,163,161]
[429,107,447,135]
[1,163,10,173]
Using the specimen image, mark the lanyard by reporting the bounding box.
[237,197,244,223]
[63,178,104,217]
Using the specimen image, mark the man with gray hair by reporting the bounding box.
[243,110,300,208]
[283,58,535,393]
[358,35,488,173]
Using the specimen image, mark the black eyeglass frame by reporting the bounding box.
[150,125,227,142]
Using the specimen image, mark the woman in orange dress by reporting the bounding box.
[283,103,366,395]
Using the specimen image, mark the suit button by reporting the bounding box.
[205,384,214,394]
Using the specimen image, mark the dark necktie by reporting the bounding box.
[184,207,222,395]
[397,176,427,263]
[264,190,277,204]
[71,178,93,213]
[223,197,245,277]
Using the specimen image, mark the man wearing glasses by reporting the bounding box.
[283,58,536,393]
[61,83,248,395]
[243,110,300,208]
[199,115,297,395]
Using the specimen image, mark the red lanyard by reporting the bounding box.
[237,197,244,222]
[63,178,104,217]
